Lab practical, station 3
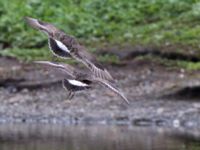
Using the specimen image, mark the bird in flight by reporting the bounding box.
[34,61,129,104]
[25,17,113,82]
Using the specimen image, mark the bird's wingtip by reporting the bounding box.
[119,92,130,104]
[123,97,130,105]
[33,60,47,64]
[33,61,59,66]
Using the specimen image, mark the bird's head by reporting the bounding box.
[25,17,60,38]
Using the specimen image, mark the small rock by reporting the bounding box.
[180,68,185,73]
[173,119,180,128]
[179,73,185,79]
[7,86,17,93]
[114,115,129,122]
[105,91,115,97]
[193,103,200,109]
[155,119,167,126]
[157,108,164,114]
[132,118,153,126]
[21,88,29,93]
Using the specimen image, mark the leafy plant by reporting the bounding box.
[0,0,200,63]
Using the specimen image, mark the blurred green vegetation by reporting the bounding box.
[0,0,200,69]
[136,54,200,71]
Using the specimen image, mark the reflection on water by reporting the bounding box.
[0,124,199,150]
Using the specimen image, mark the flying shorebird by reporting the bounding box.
[25,17,113,81]
[35,61,129,104]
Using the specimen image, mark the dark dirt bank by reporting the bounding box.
[0,56,200,129]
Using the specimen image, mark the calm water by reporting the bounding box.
[0,124,199,150]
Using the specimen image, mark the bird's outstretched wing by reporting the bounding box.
[70,44,114,82]
[93,78,129,104]
[34,61,76,77]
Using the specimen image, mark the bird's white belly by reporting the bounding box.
[55,40,70,53]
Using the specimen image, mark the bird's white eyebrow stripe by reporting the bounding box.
[55,40,70,53]
[68,79,89,87]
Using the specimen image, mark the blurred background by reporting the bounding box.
[0,0,200,150]
[0,0,200,67]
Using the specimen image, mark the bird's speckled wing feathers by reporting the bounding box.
[25,17,114,81]
[69,44,114,81]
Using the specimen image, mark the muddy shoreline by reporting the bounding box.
[0,57,200,128]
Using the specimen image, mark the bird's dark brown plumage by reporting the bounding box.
[25,17,113,81]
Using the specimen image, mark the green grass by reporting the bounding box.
[176,61,200,70]
[98,54,119,64]
[0,47,120,65]
[135,54,200,71]
[0,48,52,61]
[1,0,200,66]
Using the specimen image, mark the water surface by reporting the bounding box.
[0,124,199,150]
